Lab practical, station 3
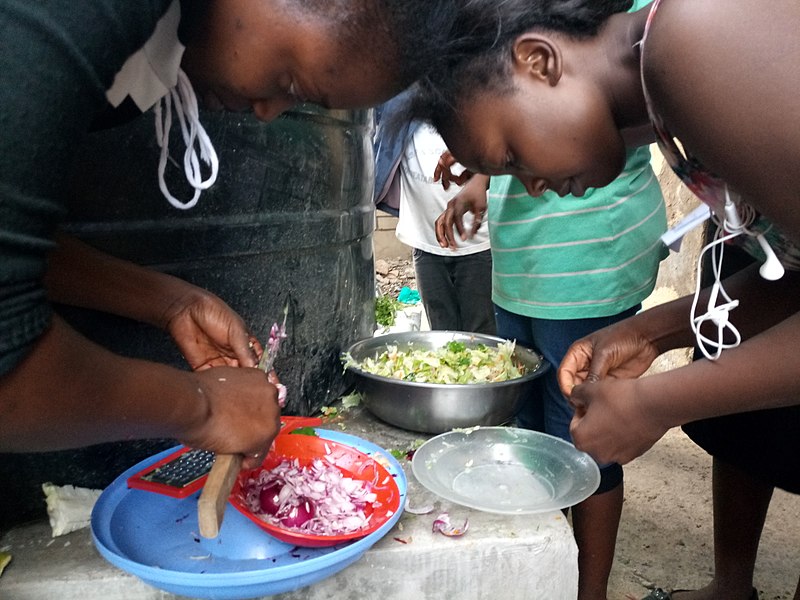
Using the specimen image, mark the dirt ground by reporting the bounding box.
[376,258,799,600]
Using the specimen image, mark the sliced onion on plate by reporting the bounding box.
[244,458,376,536]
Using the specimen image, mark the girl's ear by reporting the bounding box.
[512,34,562,86]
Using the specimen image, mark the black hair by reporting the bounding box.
[284,0,462,89]
[403,0,633,135]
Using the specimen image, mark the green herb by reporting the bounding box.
[375,295,404,327]
[289,427,318,437]
[389,439,428,461]
[320,406,339,418]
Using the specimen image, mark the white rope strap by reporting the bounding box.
[154,69,219,210]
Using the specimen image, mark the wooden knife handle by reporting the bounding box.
[198,453,243,538]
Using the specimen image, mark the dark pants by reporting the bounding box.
[412,248,495,335]
[495,304,641,494]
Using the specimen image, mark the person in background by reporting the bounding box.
[374,92,495,334]
[409,1,800,599]
[0,0,466,487]
[436,145,667,600]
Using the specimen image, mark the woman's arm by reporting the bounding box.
[0,314,281,461]
[560,265,800,463]
[645,0,800,237]
[45,234,261,370]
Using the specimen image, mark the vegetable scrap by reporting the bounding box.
[259,309,289,406]
[42,482,102,537]
[243,458,377,536]
[340,392,362,409]
[287,427,318,437]
[319,406,339,419]
[345,340,526,384]
[432,512,469,537]
[389,439,426,461]
[0,551,11,578]
[404,499,434,515]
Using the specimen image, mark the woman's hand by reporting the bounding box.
[567,377,670,465]
[435,174,490,249]
[162,288,261,371]
[557,318,664,464]
[183,366,282,469]
[557,319,661,396]
[433,150,474,191]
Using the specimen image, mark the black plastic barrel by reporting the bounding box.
[0,106,376,530]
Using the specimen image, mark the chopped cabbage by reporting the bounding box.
[346,340,526,384]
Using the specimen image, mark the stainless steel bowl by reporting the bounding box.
[342,331,549,433]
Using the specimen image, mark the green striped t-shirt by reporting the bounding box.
[488,147,668,320]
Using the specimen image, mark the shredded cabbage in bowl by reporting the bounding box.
[345,340,526,384]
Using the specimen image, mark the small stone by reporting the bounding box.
[375,259,390,276]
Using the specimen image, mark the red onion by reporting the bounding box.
[280,497,316,528]
[259,480,284,515]
[243,458,377,536]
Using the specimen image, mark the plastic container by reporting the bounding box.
[412,426,600,514]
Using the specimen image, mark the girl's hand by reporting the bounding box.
[557,320,660,398]
[435,175,489,250]
[558,319,665,464]
[433,150,474,191]
[184,366,282,468]
[568,377,669,465]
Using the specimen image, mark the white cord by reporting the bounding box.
[154,69,219,210]
[690,225,743,360]
[689,188,750,360]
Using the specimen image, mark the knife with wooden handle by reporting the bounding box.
[197,305,289,539]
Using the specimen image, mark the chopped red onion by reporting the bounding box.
[432,512,469,537]
[243,458,379,536]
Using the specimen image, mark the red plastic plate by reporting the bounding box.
[230,431,401,547]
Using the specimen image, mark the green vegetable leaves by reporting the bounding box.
[375,296,404,327]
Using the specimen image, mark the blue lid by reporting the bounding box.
[91,429,407,599]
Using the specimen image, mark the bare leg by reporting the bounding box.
[571,482,623,600]
[673,457,773,600]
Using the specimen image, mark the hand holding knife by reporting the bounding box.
[198,304,289,539]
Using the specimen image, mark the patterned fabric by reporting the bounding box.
[640,0,800,271]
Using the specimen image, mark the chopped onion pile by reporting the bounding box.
[243,458,378,536]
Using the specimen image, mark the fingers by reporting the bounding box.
[434,201,461,250]
[242,451,267,470]
[435,213,450,248]
[470,209,484,238]
[435,150,457,190]
[451,170,474,187]
[557,339,596,396]
[433,162,449,190]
